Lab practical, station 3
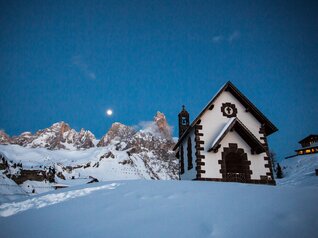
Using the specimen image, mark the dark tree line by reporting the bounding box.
[269,150,284,179]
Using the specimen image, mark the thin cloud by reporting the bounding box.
[71,56,96,80]
[228,30,240,42]
[212,30,241,44]
[212,35,223,43]
[135,120,174,138]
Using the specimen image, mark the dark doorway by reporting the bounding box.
[225,152,246,174]
[221,143,252,183]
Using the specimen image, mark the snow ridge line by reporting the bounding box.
[0,183,120,217]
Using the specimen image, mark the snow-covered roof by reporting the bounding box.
[210,118,236,149]
[208,118,266,154]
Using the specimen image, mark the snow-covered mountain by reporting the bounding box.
[0,112,178,200]
[1,122,96,150]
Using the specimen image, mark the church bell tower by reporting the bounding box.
[178,105,190,138]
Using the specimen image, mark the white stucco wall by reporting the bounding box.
[201,130,270,179]
[198,90,269,180]
[200,91,264,151]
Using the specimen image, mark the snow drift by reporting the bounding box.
[0,180,317,238]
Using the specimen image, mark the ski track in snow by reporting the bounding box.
[0,183,120,217]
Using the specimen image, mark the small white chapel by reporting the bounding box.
[174,81,278,185]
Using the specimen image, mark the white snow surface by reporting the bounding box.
[0,171,27,203]
[278,153,318,186]
[0,180,317,238]
[0,143,177,201]
[0,147,317,237]
[0,144,175,182]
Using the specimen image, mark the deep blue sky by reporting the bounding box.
[1,0,317,159]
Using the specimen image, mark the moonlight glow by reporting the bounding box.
[106,109,113,116]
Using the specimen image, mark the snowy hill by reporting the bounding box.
[1,121,317,238]
[0,180,317,238]
[0,171,27,203]
[277,153,318,186]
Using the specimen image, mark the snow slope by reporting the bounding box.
[0,180,317,238]
[278,153,318,186]
[0,144,177,181]
[0,171,27,203]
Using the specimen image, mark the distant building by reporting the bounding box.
[174,81,278,185]
[295,135,318,156]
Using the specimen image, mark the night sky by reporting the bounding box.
[1,0,317,160]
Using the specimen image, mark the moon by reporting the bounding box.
[106,109,113,116]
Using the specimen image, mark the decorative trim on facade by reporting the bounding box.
[197,170,206,174]
[259,124,275,180]
[221,102,238,118]
[208,104,214,110]
[212,144,221,153]
[195,146,204,151]
[196,161,205,166]
[194,123,205,179]
[218,143,252,183]
[259,125,266,135]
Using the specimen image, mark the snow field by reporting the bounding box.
[278,153,318,186]
[0,180,317,238]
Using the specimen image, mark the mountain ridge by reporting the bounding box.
[0,112,178,199]
[0,111,173,150]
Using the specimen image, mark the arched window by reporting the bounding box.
[180,145,184,174]
[187,137,193,170]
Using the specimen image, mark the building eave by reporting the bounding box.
[298,134,318,144]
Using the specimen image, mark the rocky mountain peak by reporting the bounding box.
[0,122,96,150]
[11,131,34,146]
[154,111,172,140]
[97,112,173,149]
[31,122,95,150]
[0,130,10,144]
[75,129,96,149]
[50,121,71,134]
[97,123,136,147]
